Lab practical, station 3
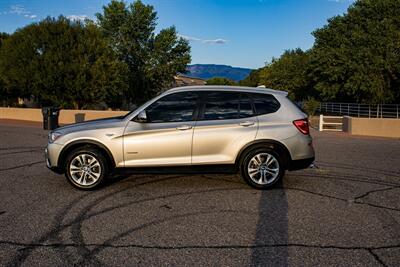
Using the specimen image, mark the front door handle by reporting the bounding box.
[176,125,193,131]
[239,121,255,127]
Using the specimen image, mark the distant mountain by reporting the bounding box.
[185,64,253,82]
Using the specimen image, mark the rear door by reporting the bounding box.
[192,91,258,165]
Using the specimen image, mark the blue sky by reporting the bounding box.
[0,0,355,69]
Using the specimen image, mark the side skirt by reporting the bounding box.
[113,164,238,175]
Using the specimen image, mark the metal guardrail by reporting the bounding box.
[317,102,400,118]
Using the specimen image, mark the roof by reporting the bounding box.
[165,85,288,96]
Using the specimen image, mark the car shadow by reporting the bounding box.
[99,173,289,266]
[250,178,288,266]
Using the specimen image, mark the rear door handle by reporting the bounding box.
[176,125,193,131]
[239,121,255,127]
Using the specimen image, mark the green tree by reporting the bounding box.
[0,32,8,48]
[0,32,9,105]
[96,0,191,105]
[238,49,313,101]
[258,49,313,101]
[0,17,128,109]
[310,0,400,103]
[206,77,237,85]
[239,69,262,87]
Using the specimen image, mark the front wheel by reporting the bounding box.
[241,148,285,189]
[64,147,109,190]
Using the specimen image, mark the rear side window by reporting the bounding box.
[202,92,254,120]
[146,92,199,123]
[251,93,280,115]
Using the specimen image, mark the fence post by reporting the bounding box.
[377,104,379,118]
[358,104,360,117]
[319,115,323,132]
[397,105,399,119]
[369,105,371,118]
[348,103,350,116]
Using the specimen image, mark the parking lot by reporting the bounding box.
[0,121,399,266]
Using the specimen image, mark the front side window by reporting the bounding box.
[146,92,198,123]
[251,93,280,115]
[202,91,254,120]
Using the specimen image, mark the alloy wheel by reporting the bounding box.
[247,152,280,185]
[69,154,102,186]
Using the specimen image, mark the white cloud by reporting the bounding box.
[4,4,37,19]
[178,34,227,45]
[24,14,37,19]
[67,15,89,22]
[203,38,227,44]
[178,34,201,42]
[10,4,29,15]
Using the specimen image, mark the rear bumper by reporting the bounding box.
[288,157,315,171]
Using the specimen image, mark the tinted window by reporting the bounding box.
[203,92,254,120]
[251,93,280,115]
[146,92,198,123]
[239,93,253,118]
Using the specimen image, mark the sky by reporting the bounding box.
[0,0,355,69]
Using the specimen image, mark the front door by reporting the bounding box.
[123,91,200,167]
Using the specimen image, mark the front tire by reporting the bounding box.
[64,147,109,190]
[240,148,285,189]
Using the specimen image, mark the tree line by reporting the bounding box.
[1,0,399,109]
[209,0,400,104]
[0,0,190,109]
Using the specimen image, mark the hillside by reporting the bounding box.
[185,64,253,81]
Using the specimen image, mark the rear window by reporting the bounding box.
[250,93,280,115]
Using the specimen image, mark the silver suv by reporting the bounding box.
[45,86,314,190]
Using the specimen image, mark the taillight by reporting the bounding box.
[293,118,310,135]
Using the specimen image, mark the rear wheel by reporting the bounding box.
[64,147,108,190]
[241,148,285,189]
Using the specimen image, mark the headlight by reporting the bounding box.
[48,132,63,143]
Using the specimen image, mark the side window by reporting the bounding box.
[146,92,198,123]
[239,93,253,118]
[203,91,254,120]
[251,93,280,115]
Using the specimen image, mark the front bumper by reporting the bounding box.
[45,144,64,174]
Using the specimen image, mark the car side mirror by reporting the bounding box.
[134,110,148,123]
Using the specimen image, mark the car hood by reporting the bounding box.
[54,116,126,135]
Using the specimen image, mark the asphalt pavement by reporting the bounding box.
[0,121,399,266]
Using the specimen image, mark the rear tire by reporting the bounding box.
[64,147,109,190]
[240,147,285,189]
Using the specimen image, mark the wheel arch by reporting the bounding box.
[235,139,292,170]
[57,140,116,171]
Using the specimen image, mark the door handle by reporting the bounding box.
[239,121,255,127]
[176,125,193,131]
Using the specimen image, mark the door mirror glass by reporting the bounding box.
[134,110,147,123]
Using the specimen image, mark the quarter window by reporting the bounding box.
[146,92,198,123]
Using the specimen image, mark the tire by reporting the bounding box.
[64,147,109,190]
[240,147,285,189]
